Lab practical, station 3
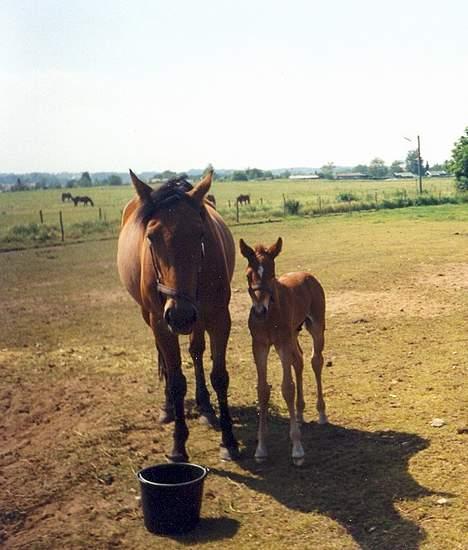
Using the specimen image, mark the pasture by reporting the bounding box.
[0,177,462,248]
[1,197,467,548]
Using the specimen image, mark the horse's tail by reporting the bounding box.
[89,198,94,206]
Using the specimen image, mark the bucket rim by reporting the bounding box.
[137,462,209,488]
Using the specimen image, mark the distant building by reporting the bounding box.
[335,172,369,180]
[289,174,320,180]
[425,170,448,177]
[394,172,416,179]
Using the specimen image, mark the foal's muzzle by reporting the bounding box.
[250,304,268,320]
[164,300,198,334]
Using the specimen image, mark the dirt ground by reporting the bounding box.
[1,210,467,549]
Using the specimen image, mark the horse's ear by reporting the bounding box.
[129,169,152,202]
[239,238,256,263]
[188,169,213,204]
[268,237,283,259]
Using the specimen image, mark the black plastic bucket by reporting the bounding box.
[137,462,209,535]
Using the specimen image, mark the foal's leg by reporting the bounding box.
[305,319,328,424]
[252,341,270,462]
[189,326,217,427]
[292,340,305,425]
[277,345,304,466]
[207,311,239,460]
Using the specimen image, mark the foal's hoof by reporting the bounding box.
[198,412,219,429]
[219,445,240,461]
[293,456,305,467]
[158,409,175,424]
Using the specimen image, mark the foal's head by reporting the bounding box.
[239,237,282,318]
[131,169,212,335]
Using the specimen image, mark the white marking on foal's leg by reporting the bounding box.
[255,441,268,462]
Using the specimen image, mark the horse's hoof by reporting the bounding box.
[199,412,218,428]
[158,409,175,424]
[318,413,328,425]
[165,453,188,463]
[219,445,240,461]
[293,456,305,467]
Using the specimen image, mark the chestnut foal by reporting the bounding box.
[240,237,327,466]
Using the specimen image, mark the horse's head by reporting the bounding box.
[239,237,282,319]
[131,169,213,335]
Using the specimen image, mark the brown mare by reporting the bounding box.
[236,194,250,206]
[240,237,327,466]
[72,195,94,206]
[117,170,238,461]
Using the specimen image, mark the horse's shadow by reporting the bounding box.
[212,406,446,550]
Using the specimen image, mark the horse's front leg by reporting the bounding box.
[253,340,270,462]
[207,311,239,460]
[152,317,189,462]
[189,325,217,427]
[277,344,304,466]
[156,348,175,424]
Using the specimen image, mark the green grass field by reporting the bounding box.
[1,195,467,549]
[0,177,463,248]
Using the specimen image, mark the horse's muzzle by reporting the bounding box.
[164,301,198,334]
[250,304,268,320]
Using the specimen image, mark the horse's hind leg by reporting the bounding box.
[305,318,328,424]
[189,327,217,428]
[292,341,305,425]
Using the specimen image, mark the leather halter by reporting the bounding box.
[148,235,205,311]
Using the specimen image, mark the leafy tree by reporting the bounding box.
[108,174,123,186]
[11,177,27,191]
[79,171,92,187]
[450,126,468,191]
[246,168,264,180]
[405,150,424,175]
[390,160,404,173]
[279,170,291,179]
[368,158,388,179]
[232,170,248,181]
[352,164,369,175]
[319,162,335,179]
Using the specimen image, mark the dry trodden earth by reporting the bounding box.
[1,205,467,549]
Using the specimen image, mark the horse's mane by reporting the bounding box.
[137,175,195,224]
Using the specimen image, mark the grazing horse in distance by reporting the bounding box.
[72,195,94,206]
[61,192,73,202]
[236,194,250,206]
[206,194,216,208]
[117,170,239,462]
[240,237,327,466]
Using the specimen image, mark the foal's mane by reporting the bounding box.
[136,175,196,224]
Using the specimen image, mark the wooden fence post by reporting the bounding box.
[59,211,64,242]
[282,194,286,216]
[39,210,43,224]
[99,207,102,220]
[236,200,239,223]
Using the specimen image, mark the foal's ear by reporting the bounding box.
[129,169,153,202]
[267,237,283,258]
[188,169,213,204]
[239,239,256,263]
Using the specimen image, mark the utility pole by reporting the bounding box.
[417,135,423,194]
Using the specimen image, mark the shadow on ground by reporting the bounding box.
[211,406,442,550]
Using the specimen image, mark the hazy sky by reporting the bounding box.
[1,0,467,173]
